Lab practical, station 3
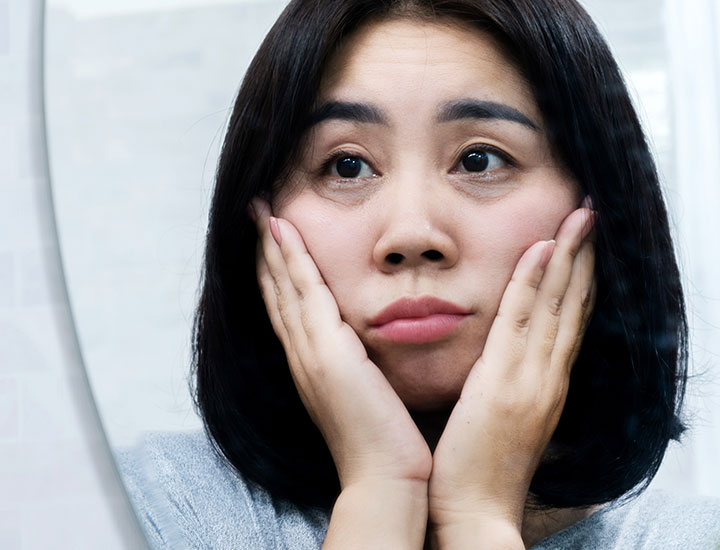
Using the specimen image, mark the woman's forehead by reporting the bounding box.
[317,18,542,129]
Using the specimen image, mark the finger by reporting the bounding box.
[256,204,370,371]
[477,239,556,371]
[272,217,352,351]
[525,207,595,362]
[252,199,305,352]
[255,246,292,348]
[552,238,596,373]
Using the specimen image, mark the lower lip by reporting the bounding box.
[372,314,468,344]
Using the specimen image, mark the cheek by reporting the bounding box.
[274,193,369,297]
[275,178,580,317]
[463,184,580,278]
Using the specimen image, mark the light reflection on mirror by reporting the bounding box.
[45,0,719,514]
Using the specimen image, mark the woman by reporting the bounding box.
[121,0,720,548]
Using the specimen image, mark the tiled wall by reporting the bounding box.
[0,1,146,547]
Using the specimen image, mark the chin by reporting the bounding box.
[361,319,487,410]
[370,346,476,411]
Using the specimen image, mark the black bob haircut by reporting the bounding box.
[192,0,688,510]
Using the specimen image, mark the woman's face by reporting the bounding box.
[273,18,581,411]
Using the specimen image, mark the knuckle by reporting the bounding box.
[274,293,291,321]
[513,314,531,333]
[269,281,287,314]
[582,282,597,314]
[295,278,319,308]
[294,281,307,301]
[291,270,319,303]
[547,295,564,317]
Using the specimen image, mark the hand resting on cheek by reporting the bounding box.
[252,196,596,549]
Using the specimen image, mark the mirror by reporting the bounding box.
[45,0,289,449]
[45,0,720,539]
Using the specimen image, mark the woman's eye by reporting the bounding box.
[457,149,506,174]
[331,156,374,178]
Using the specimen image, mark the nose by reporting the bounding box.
[372,183,459,273]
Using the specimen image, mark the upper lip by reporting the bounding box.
[368,296,471,326]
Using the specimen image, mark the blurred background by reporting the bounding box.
[1,0,719,547]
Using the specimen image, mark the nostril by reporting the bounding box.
[386,253,404,265]
[422,249,444,261]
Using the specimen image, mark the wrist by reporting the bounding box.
[429,490,526,531]
[323,479,428,550]
[430,516,525,550]
[339,477,429,504]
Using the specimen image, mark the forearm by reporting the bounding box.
[323,479,428,550]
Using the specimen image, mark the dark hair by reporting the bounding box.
[192,0,688,510]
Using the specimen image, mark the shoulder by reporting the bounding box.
[116,430,329,550]
[531,488,720,550]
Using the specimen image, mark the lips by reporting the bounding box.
[368,296,471,344]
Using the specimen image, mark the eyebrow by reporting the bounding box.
[306,98,540,131]
[307,101,388,127]
[437,99,540,131]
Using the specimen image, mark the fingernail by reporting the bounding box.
[581,210,596,240]
[269,217,282,246]
[540,240,556,269]
[581,195,594,210]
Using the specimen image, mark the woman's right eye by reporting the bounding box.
[329,155,374,178]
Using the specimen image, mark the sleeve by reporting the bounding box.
[530,488,720,550]
[115,442,190,550]
[114,431,325,550]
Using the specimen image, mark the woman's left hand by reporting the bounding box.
[427,205,596,549]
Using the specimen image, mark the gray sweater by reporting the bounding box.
[118,431,720,549]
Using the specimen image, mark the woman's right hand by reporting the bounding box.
[252,198,431,548]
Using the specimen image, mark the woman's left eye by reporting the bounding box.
[329,155,375,178]
[455,148,507,174]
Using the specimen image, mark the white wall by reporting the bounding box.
[0,0,145,547]
[662,0,720,497]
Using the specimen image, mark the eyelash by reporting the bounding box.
[318,144,516,179]
[452,144,516,174]
[319,149,373,178]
